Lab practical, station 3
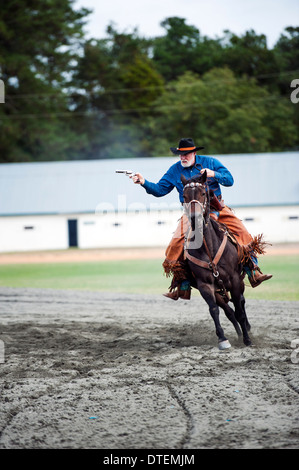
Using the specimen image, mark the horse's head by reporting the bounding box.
[181,170,208,219]
[181,171,208,248]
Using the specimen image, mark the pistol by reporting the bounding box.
[115,170,134,176]
[115,170,140,182]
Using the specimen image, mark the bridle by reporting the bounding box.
[183,179,230,302]
[183,181,208,218]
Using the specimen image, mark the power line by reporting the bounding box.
[3,69,299,99]
[0,93,292,120]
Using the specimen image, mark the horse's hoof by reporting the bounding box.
[219,340,231,350]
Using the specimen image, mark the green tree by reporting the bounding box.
[147,68,297,155]
[0,0,91,162]
[274,27,299,75]
[152,17,227,81]
[75,26,163,112]
[273,27,299,96]
[221,30,278,85]
[273,27,299,148]
[1,8,298,162]
[73,25,164,158]
[152,17,202,81]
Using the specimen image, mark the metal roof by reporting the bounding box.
[0,152,298,216]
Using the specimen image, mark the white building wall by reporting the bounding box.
[77,205,299,248]
[0,215,69,252]
[232,206,299,244]
[0,205,298,253]
[78,210,182,248]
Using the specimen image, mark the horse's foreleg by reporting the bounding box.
[199,284,231,350]
[216,295,242,337]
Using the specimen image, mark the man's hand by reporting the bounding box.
[200,168,215,178]
[131,172,145,185]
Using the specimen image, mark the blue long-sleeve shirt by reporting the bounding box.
[142,155,234,203]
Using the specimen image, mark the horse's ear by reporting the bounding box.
[181,175,188,186]
[201,170,207,183]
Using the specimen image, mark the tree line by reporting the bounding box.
[0,1,298,163]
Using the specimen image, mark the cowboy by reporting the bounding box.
[132,138,272,300]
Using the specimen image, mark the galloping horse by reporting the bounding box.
[182,171,263,350]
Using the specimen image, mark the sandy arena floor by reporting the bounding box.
[0,285,298,449]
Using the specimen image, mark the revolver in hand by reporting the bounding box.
[115,170,140,183]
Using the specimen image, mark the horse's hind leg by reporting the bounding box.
[241,294,251,331]
[239,278,251,332]
[199,285,231,350]
[231,292,252,346]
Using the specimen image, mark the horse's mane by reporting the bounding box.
[209,216,227,237]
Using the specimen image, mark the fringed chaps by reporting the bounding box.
[238,234,270,265]
[162,215,190,291]
[162,209,270,290]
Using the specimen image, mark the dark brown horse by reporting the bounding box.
[182,171,255,350]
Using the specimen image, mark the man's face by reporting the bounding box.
[180,151,196,168]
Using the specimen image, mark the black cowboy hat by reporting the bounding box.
[170,137,204,156]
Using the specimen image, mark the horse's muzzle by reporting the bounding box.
[183,200,204,249]
[183,199,204,219]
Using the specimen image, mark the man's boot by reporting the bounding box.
[163,280,191,300]
[248,266,272,288]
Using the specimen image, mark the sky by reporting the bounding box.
[74,0,299,48]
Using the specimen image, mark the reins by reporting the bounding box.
[183,179,230,302]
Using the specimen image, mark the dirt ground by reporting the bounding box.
[1,242,299,264]
[0,286,298,450]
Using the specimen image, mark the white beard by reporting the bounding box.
[181,160,193,168]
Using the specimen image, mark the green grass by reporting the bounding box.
[0,259,170,294]
[243,255,299,301]
[0,255,298,301]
